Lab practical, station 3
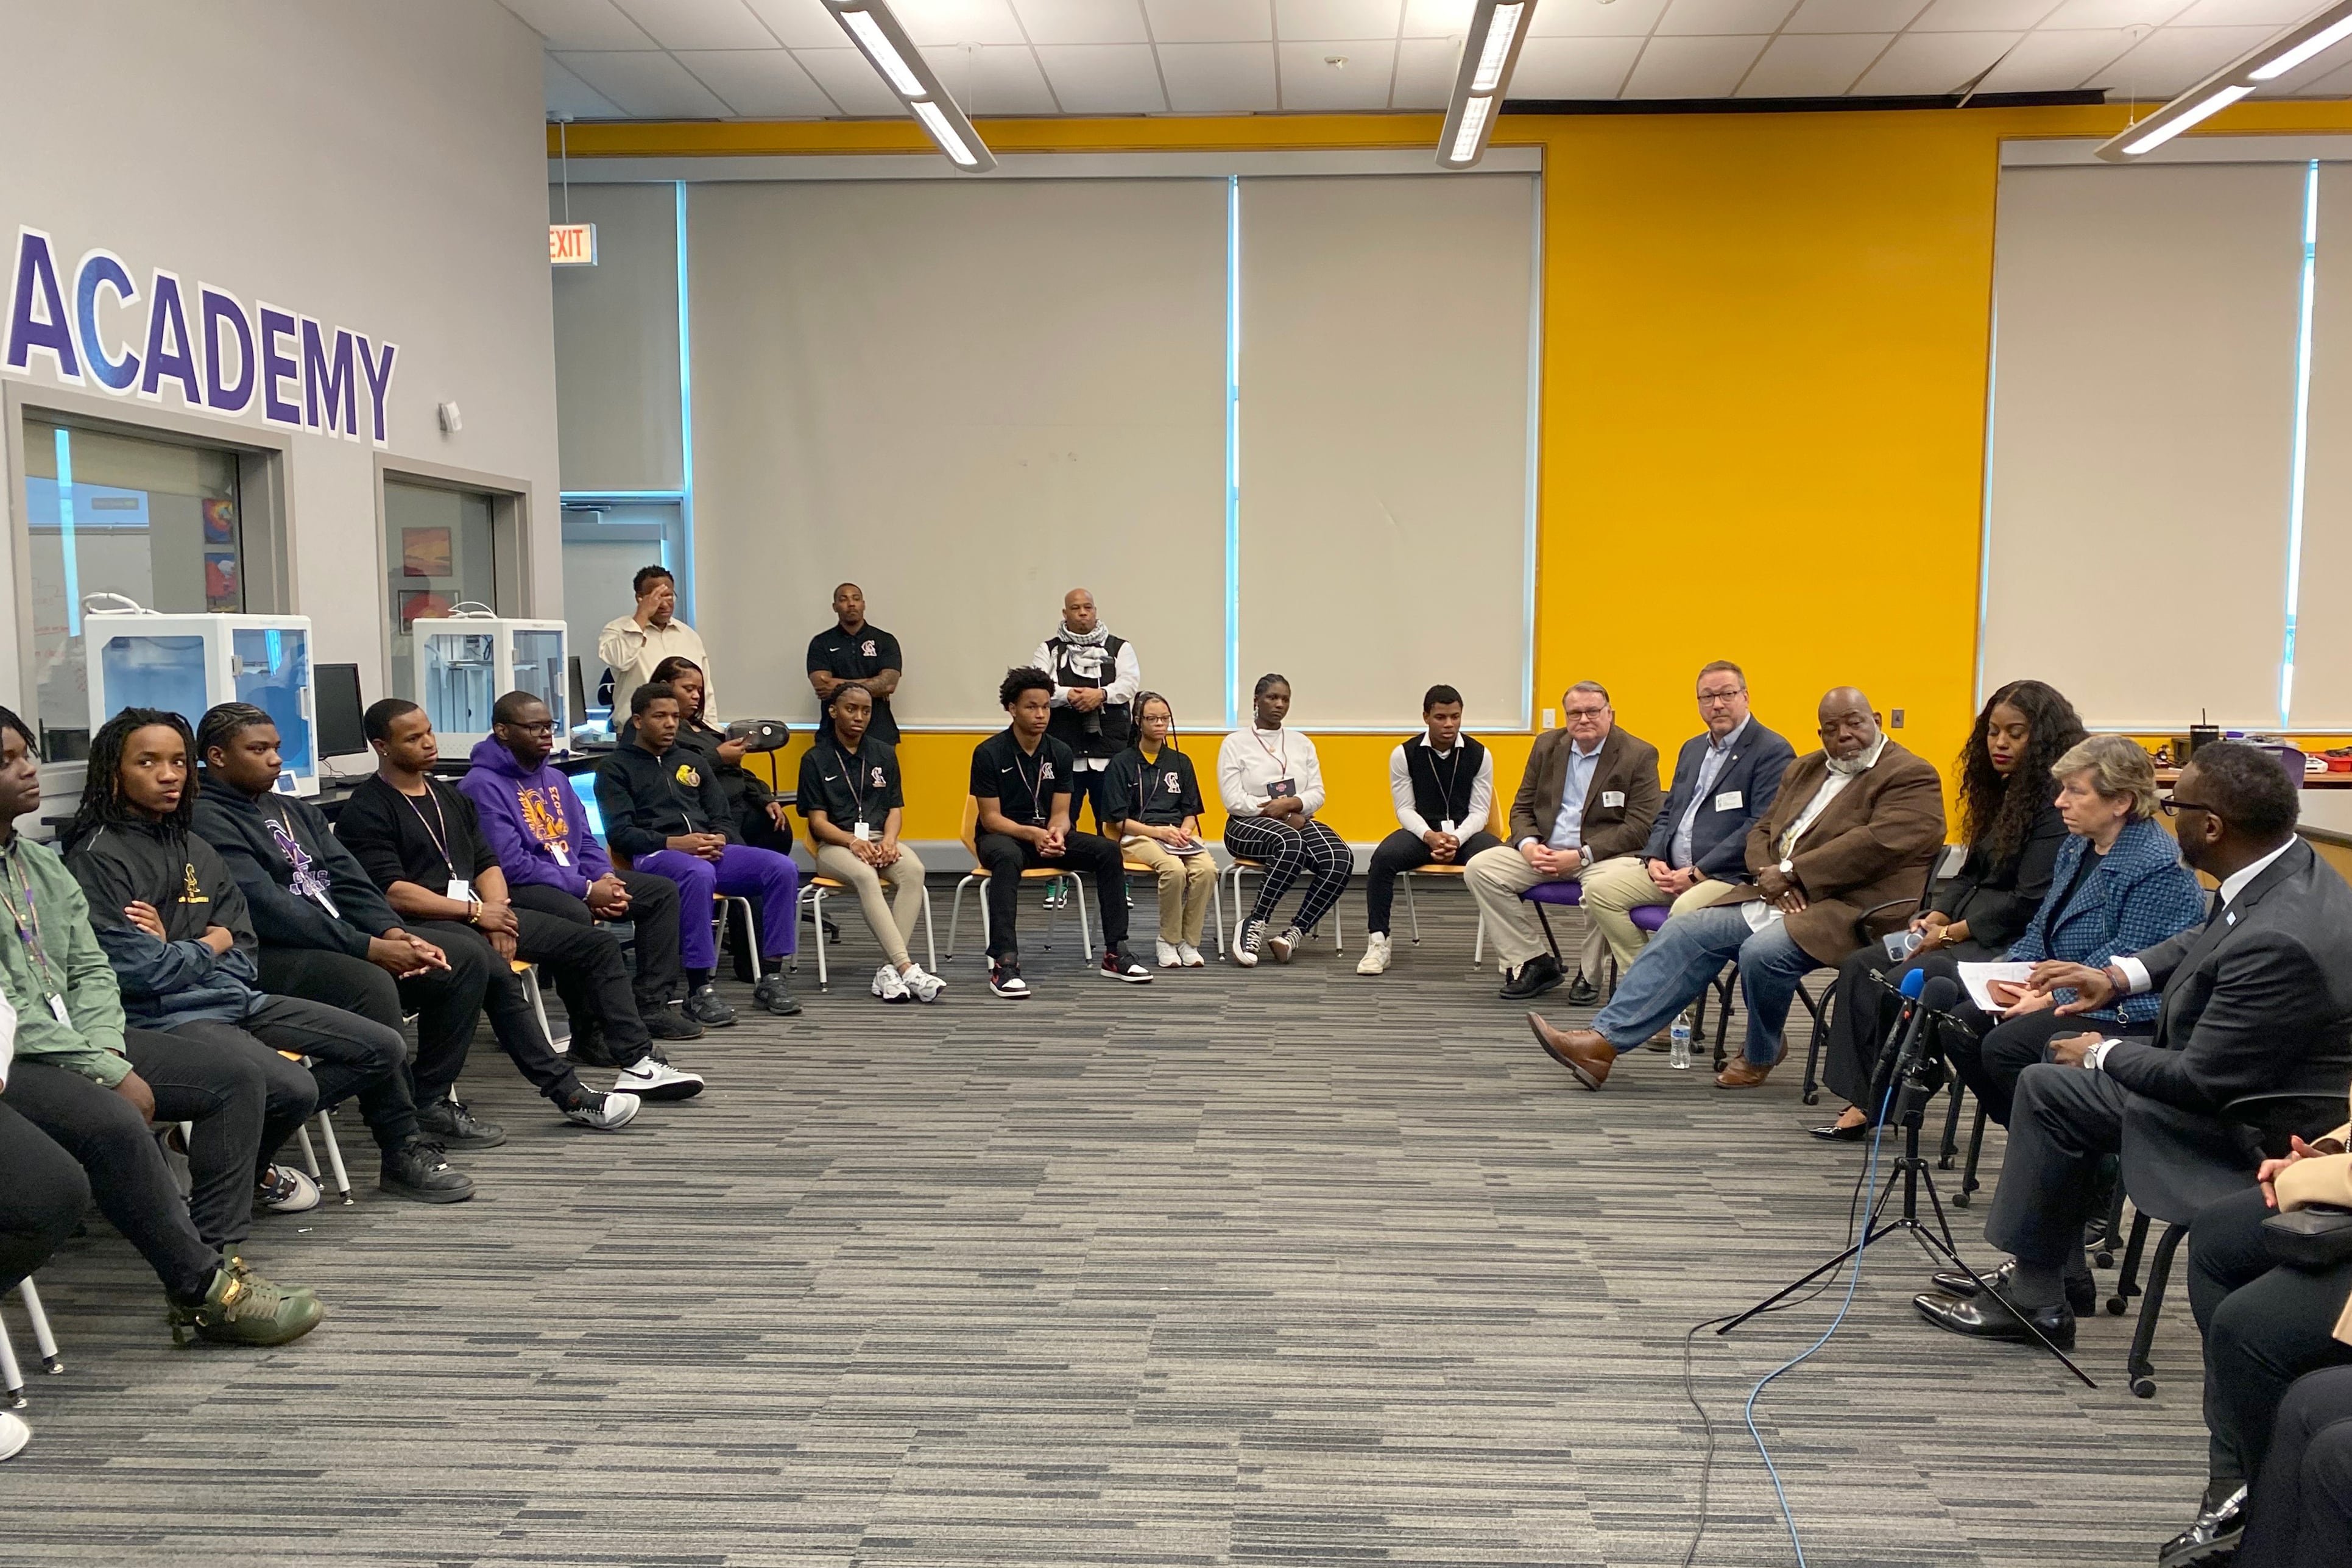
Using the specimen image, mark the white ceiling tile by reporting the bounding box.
[552,48,737,113]
[1276,0,1406,37]
[675,46,839,111]
[2033,0,2192,28]
[741,0,846,47]
[501,0,658,49]
[1276,37,1400,102]
[2168,0,2323,21]
[1530,0,1675,37]
[1156,38,1283,104]
[1014,0,1153,42]
[1622,32,1770,91]
[1508,32,1647,93]
[1737,29,1894,90]
[2284,54,2352,93]
[1907,0,2059,26]
[791,45,917,110]
[920,41,1062,110]
[610,0,779,49]
[2091,23,2278,90]
[543,52,628,116]
[1977,27,2133,87]
[893,0,1031,44]
[1033,41,1170,106]
[1145,0,1276,41]
[1389,34,1461,103]
[1849,27,2017,89]
[1401,0,1476,36]
[1656,0,1801,35]
[1782,0,1926,30]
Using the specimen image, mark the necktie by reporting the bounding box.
[2206,891,2225,928]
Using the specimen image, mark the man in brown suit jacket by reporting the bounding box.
[1466,681,1662,1000]
[1528,687,1944,1089]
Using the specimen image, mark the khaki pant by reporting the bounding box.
[1465,844,1632,973]
[1121,835,1216,948]
[1578,856,1748,973]
[813,842,928,969]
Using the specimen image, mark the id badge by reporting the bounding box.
[1439,819,1458,836]
[446,878,473,902]
[551,843,571,868]
[46,994,69,1024]
[853,822,874,842]
[1714,790,1743,811]
[1267,777,1296,799]
[1601,790,1626,808]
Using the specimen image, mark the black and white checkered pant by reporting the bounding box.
[1223,815,1351,933]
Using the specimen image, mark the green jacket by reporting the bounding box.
[0,833,130,1086]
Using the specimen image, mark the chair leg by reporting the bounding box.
[1531,903,1562,966]
[1210,874,1227,959]
[811,888,830,991]
[921,889,939,973]
[1938,1081,1965,1169]
[314,1110,353,1205]
[2127,1223,2188,1399]
[1403,873,1421,945]
[296,1125,323,1184]
[2094,1180,2128,1269]
[0,1314,21,1408]
[1955,1105,1990,1208]
[18,1281,58,1374]
[1796,981,1826,1106]
[526,966,566,1053]
[948,875,976,961]
[2108,1210,2152,1315]
[1070,873,1095,962]
[1712,969,1736,1074]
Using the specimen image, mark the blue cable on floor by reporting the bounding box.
[1742,1078,1898,1567]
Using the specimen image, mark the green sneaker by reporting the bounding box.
[227,1254,316,1304]
[169,1260,324,1347]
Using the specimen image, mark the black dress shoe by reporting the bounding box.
[1499,954,1564,1001]
[2158,1483,2247,1568]
[1929,1260,2098,1317]
[1808,1117,1871,1142]
[1913,1290,2075,1349]
[1564,973,1600,1006]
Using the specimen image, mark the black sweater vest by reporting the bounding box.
[1404,735,1486,828]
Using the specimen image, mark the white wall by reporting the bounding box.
[0,0,560,707]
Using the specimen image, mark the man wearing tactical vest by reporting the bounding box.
[1029,588,1142,838]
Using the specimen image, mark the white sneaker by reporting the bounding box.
[1356,932,1393,976]
[563,1088,642,1130]
[872,963,913,1003]
[901,962,947,1002]
[1234,919,1264,967]
[615,1056,705,1101]
[1178,943,1206,967]
[0,1410,27,1463]
[256,1163,322,1214]
[1156,939,1182,969]
[1267,925,1303,964]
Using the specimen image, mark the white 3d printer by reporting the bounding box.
[82,595,320,795]
[407,604,569,756]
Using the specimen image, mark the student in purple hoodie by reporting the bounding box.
[459,692,730,1042]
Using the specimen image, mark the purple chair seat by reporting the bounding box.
[1630,903,1669,933]
[1519,880,1583,907]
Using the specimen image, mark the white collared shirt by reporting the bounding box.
[2089,836,2298,1069]
[1539,735,1608,853]
[1390,735,1496,839]
[1743,732,1891,933]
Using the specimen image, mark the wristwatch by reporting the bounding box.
[1778,856,1795,877]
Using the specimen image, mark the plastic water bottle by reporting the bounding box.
[1669,1012,1693,1071]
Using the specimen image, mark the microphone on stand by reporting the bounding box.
[1891,975,1964,1127]
[1862,967,1930,1118]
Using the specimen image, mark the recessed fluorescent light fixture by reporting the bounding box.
[2096,0,2352,161]
[824,0,996,173]
[1439,0,1536,170]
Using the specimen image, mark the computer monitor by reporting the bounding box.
[314,663,367,758]
[568,655,590,728]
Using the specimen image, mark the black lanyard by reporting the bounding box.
[833,740,871,823]
[1011,743,1047,824]
[1427,742,1464,816]
[401,782,457,879]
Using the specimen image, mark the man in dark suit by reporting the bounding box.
[1914,742,2352,1371]
[1580,660,1797,981]
[1464,680,1661,1001]
[1529,687,1944,1089]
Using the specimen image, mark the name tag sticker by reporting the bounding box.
[1715,790,1743,811]
[1601,790,1625,808]
[446,878,473,903]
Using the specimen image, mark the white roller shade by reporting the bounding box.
[2286,164,2352,730]
[1981,164,2306,731]
[1236,174,1536,731]
[687,179,1229,726]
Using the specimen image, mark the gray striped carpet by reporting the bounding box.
[0,888,2209,1566]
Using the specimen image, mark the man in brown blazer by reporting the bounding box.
[1528,687,1944,1089]
[1466,681,1662,1001]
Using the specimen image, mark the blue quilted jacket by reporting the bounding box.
[2004,817,2204,1026]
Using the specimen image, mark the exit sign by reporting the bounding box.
[549,223,598,266]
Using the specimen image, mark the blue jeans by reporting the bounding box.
[1589,903,1817,1066]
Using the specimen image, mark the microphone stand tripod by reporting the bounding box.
[1716,1003,2096,1388]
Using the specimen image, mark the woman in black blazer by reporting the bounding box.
[1810,680,2085,1137]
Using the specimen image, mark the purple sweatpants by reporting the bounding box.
[634,844,799,970]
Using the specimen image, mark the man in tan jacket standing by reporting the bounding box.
[1465,681,1661,1002]
[1529,687,1943,1089]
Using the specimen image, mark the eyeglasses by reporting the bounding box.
[1696,689,1744,705]
[1564,705,1609,720]
[2159,796,2219,821]
[506,722,556,736]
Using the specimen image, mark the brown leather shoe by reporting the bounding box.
[1527,1014,1616,1090]
[1714,1058,1775,1089]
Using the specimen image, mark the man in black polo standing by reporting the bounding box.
[807,583,902,746]
[1029,588,1140,836]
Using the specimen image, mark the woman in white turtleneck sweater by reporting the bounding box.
[1217,674,1351,967]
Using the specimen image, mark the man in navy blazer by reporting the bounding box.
[1579,661,1797,979]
